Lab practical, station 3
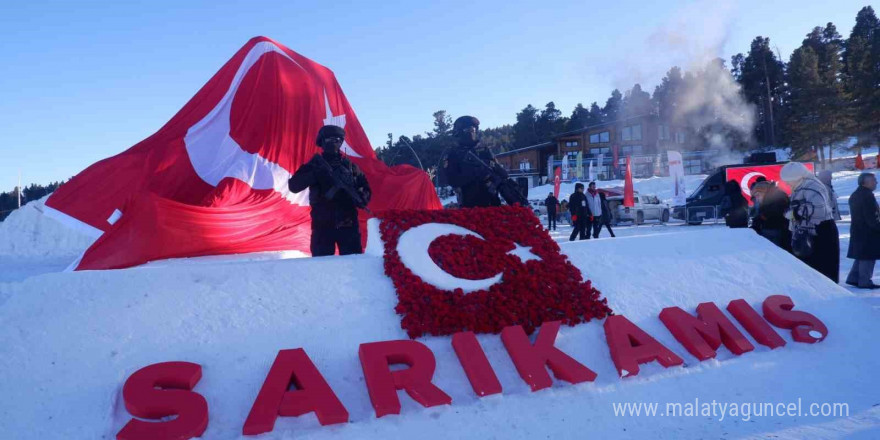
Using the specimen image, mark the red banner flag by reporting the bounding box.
[553,167,561,198]
[623,156,634,208]
[855,153,866,170]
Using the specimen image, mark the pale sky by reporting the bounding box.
[0,0,869,192]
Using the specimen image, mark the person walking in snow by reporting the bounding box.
[560,200,570,224]
[288,124,371,257]
[781,162,839,283]
[569,183,588,241]
[584,182,603,239]
[845,172,880,289]
[718,180,749,228]
[817,170,842,221]
[545,192,558,231]
[598,191,616,238]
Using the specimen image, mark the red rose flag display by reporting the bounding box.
[376,206,611,338]
[44,37,441,270]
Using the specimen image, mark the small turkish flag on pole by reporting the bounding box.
[623,156,634,208]
[553,167,562,198]
[855,153,865,170]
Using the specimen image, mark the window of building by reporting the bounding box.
[676,132,686,144]
[684,159,701,174]
[620,145,643,155]
[599,131,610,142]
[589,134,599,144]
[590,147,610,155]
[564,140,579,147]
[658,124,670,140]
[621,127,631,141]
[632,124,642,141]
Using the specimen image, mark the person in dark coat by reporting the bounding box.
[544,192,558,231]
[569,183,588,241]
[442,116,505,208]
[751,181,791,251]
[719,180,749,228]
[845,173,880,289]
[598,192,616,237]
[289,125,371,257]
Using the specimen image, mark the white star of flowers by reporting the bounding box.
[507,243,541,263]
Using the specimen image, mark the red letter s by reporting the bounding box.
[117,361,208,440]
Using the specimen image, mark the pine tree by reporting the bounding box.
[844,6,880,148]
[602,89,623,122]
[653,67,683,124]
[567,103,590,131]
[732,37,786,147]
[513,104,539,148]
[785,46,823,161]
[623,84,654,117]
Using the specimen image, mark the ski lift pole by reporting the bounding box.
[399,138,424,171]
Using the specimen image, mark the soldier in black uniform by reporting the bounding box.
[288,125,371,257]
[443,116,507,208]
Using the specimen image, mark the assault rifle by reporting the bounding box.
[466,150,529,207]
[313,154,372,213]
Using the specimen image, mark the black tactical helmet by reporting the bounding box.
[315,125,346,146]
[452,116,480,133]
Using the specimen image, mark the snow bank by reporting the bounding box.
[1,227,877,439]
[0,196,95,258]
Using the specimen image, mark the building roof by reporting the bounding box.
[495,141,554,158]
[552,113,656,139]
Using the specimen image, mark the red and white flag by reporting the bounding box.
[45,36,441,270]
[725,163,814,206]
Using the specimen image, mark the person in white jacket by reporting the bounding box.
[584,182,603,239]
[781,162,840,283]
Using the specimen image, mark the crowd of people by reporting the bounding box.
[543,183,615,241]
[720,162,879,290]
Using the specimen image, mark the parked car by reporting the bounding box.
[607,193,670,225]
[528,199,546,216]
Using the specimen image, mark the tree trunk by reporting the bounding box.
[827,140,833,169]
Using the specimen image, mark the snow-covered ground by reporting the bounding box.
[1,171,880,439]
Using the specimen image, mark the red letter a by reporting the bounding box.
[242,349,348,436]
[604,315,683,378]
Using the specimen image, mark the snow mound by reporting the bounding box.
[0,196,95,258]
[1,227,878,439]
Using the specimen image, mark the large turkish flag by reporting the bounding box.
[45,37,441,270]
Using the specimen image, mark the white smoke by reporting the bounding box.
[609,0,756,164]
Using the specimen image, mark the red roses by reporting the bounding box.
[378,206,612,338]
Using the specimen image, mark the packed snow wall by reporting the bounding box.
[0,228,877,439]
